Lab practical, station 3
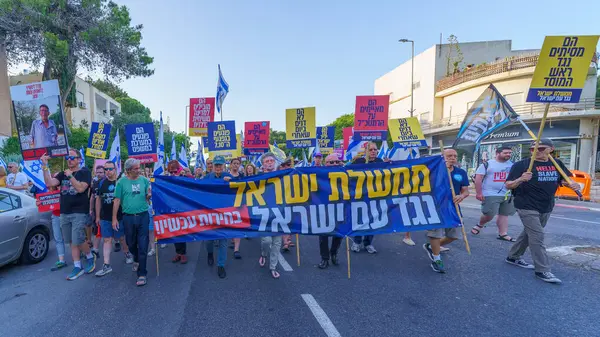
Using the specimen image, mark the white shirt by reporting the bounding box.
[7,172,29,193]
[475,159,513,197]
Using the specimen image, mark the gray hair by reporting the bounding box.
[124,158,140,171]
[261,152,276,164]
[8,162,18,167]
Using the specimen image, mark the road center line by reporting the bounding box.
[301,294,341,337]
[550,216,600,225]
[278,252,293,271]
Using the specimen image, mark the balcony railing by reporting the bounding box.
[425,97,600,131]
[436,54,539,92]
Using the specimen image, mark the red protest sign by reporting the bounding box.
[36,191,60,212]
[243,121,270,155]
[189,97,215,137]
[353,95,390,141]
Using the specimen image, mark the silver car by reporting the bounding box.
[0,187,52,267]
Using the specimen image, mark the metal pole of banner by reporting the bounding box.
[346,237,351,279]
[296,234,300,266]
[527,104,550,172]
[516,117,583,199]
[155,237,160,276]
[439,140,471,254]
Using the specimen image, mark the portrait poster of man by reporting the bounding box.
[9,79,69,160]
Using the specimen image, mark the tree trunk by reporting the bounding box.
[0,31,14,138]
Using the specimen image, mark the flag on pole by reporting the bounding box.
[21,159,47,193]
[178,143,189,168]
[344,140,366,161]
[0,157,7,170]
[171,137,177,161]
[216,64,229,116]
[378,141,390,160]
[79,146,85,168]
[270,142,286,164]
[196,139,206,171]
[311,142,322,166]
[154,111,165,176]
[109,130,121,174]
[453,84,519,153]
[301,149,309,167]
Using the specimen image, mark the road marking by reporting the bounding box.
[555,204,600,212]
[301,294,341,337]
[278,252,293,271]
[551,216,600,225]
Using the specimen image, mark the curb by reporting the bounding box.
[554,203,600,212]
[547,246,600,272]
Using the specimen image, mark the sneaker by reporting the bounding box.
[84,257,96,274]
[505,257,534,269]
[132,262,139,272]
[114,242,122,253]
[147,249,156,257]
[125,252,134,264]
[66,266,84,280]
[365,245,377,254]
[318,259,329,269]
[207,253,214,266]
[217,266,226,278]
[440,246,450,252]
[91,249,100,259]
[95,264,112,277]
[351,242,361,253]
[423,243,434,261]
[50,261,67,271]
[430,260,446,273]
[331,254,339,266]
[403,237,415,246]
[536,272,562,284]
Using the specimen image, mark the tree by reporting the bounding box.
[86,77,128,99]
[117,97,151,116]
[1,0,154,108]
[327,113,354,140]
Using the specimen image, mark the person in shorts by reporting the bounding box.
[423,148,469,273]
[41,150,95,280]
[88,165,105,258]
[94,161,133,277]
[472,146,516,241]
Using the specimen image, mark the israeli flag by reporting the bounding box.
[270,142,286,164]
[387,145,410,161]
[196,139,206,171]
[154,111,165,176]
[311,142,321,166]
[79,146,86,168]
[170,137,177,161]
[21,159,47,193]
[0,157,7,170]
[344,140,366,161]
[109,129,121,174]
[300,149,308,167]
[178,143,189,168]
[378,141,390,160]
[216,64,229,115]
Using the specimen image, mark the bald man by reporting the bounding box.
[423,148,469,273]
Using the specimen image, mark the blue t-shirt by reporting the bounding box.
[450,166,469,195]
[204,171,233,181]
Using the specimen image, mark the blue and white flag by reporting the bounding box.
[109,129,121,174]
[345,140,366,161]
[21,159,47,193]
[171,137,177,161]
[154,111,165,176]
[0,157,7,170]
[378,141,390,160]
[270,141,286,164]
[311,142,321,166]
[216,64,229,115]
[300,149,309,167]
[178,143,188,169]
[79,146,85,168]
[195,140,206,171]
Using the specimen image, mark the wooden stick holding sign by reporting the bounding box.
[527,104,550,172]
[155,237,160,276]
[346,237,351,279]
[438,141,471,255]
[516,118,583,199]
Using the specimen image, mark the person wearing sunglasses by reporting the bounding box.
[257,153,283,278]
[41,150,94,280]
[317,154,344,269]
[279,157,295,252]
[167,160,193,263]
[6,161,29,193]
[504,138,579,284]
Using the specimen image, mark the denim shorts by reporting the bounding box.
[60,213,88,245]
[100,220,124,239]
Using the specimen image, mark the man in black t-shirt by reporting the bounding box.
[88,165,105,258]
[41,149,95,281]
[504,139,580,284]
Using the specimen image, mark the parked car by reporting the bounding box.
[0,187,52,268]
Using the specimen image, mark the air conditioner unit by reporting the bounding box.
[78,102,87,109]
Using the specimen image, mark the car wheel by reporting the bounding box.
[20,227,49,264]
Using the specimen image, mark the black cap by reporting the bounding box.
[530,138,554,148]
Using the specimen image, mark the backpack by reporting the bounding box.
[470,161,488,183]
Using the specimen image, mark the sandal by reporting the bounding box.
[271,270,280,279]
[282,243,290,252]
[259,256,266,267]
[136,276,147,286]
[471,224,485,235]
[497,234,516,242]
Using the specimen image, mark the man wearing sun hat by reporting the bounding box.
[504,138,580,284]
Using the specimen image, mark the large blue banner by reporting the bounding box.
[151,156,461,243]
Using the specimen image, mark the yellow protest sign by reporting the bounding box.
[388,117,427,147]
[527,35,599,103]
[285,107,316,149]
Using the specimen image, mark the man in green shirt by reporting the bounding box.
[113,158,151,286]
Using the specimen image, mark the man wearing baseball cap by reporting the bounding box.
[504,138,580,284]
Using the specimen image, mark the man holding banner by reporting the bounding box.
[257,152,283,279]
[318,154,343,269]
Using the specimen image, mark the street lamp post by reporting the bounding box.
[185,105,189,136]
[399,39,415,117]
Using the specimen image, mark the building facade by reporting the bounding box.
[375,39,599,175]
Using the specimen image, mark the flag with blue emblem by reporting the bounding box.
[378,141,390,160]
[154,111,166,176]
[311,142,321,166]
[178,143,189,169]
[216,64,229,116]
[79,146,85,168]
[109,129,121,174]
[345,139,366,161]
[171,137,177,161]
[21,159,47,193]
[195,140,206,171]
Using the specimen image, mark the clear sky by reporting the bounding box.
[116,0,598,134]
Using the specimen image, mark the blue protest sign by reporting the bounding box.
[125,123,157,164]
[207,120,236,151]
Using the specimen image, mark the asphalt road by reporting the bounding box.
[1,197,600,337]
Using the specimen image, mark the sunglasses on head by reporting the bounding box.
[66,156,79,161]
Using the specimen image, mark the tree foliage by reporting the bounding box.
[327,113,354,140]
[85,77,128,99]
